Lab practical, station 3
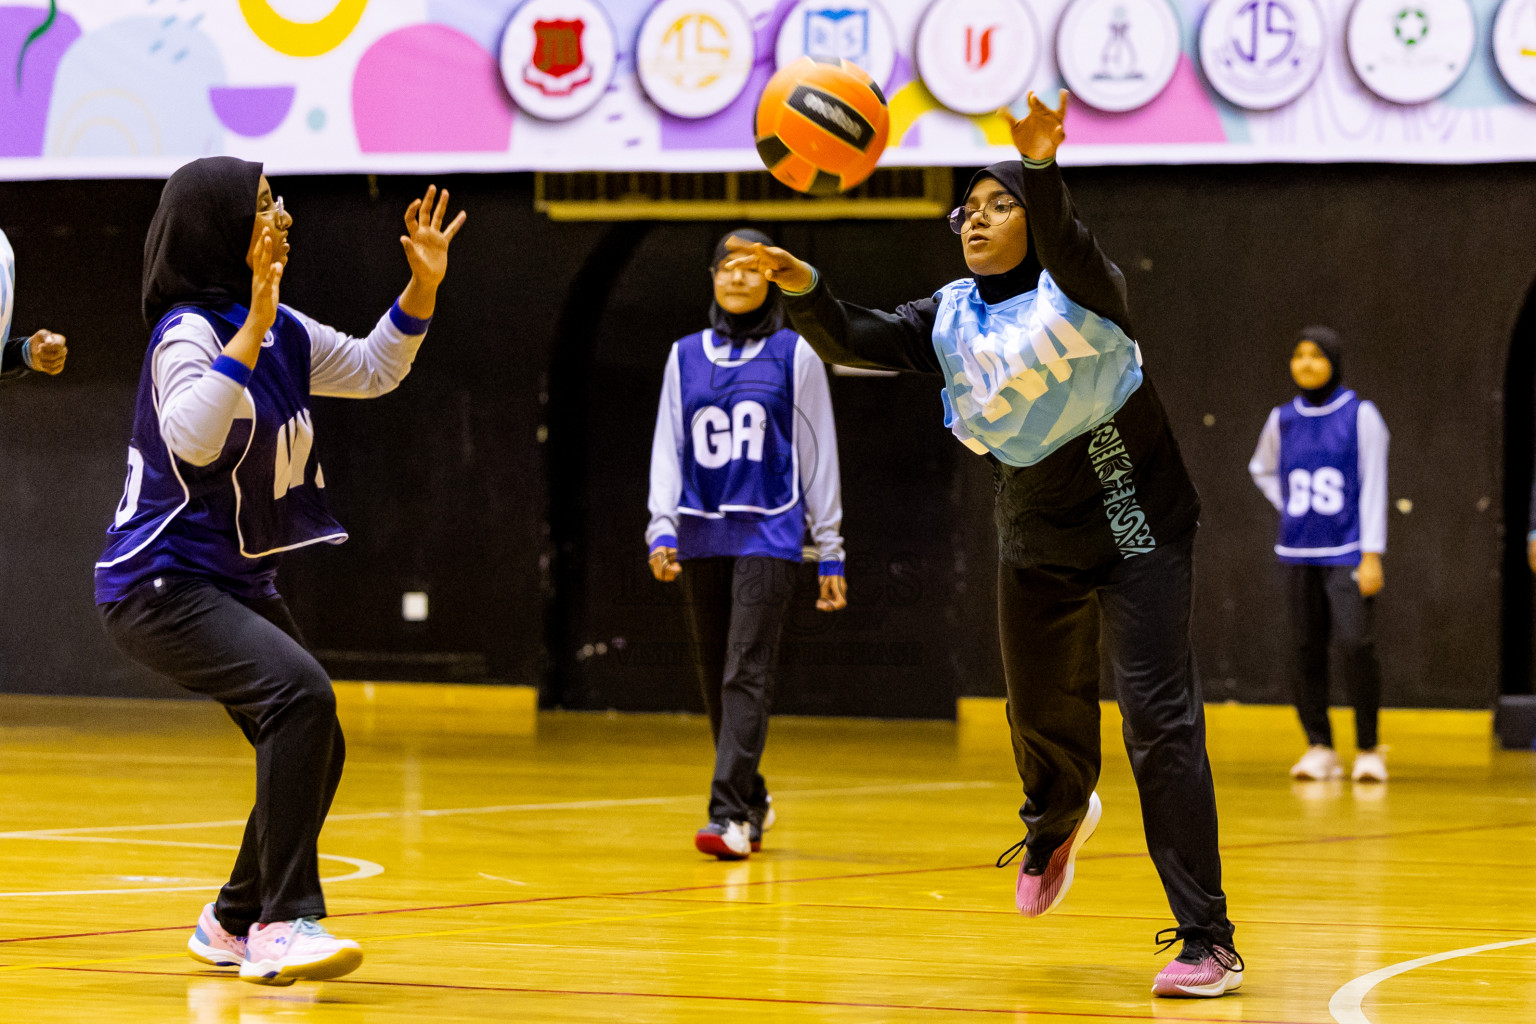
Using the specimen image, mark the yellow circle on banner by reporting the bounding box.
[239,0,369,58]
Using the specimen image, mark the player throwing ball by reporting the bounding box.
[725,92,1242,997]
[95,158,464,986]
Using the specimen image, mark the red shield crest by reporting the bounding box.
[525,19,593,96]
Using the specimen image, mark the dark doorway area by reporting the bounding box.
[1498,279,1536,746]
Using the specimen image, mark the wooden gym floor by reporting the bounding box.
[1,685,1533,1023]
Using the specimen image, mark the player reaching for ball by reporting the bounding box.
[726,92,1242,998]
[95,158,465,987]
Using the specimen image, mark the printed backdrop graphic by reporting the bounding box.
[1,0,1536,179]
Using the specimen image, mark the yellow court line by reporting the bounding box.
[0,901,790,973]
[0,951,187,973]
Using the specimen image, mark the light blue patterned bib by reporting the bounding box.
[931,271,1143,468]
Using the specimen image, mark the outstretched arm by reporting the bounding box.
[1000,91,1133,333]
[723,237,941,374]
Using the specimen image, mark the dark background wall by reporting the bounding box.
[2,164,1532,713]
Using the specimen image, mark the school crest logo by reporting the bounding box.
[775,0,898,88]
[636,0,757,119]
[499,0,617,121]
[1346,0,1475,104]
[915,0,1041,115]
[1493,0,1536,102]
[525,19,591,96]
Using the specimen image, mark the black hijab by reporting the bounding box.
[965,162,1045,306]
[1294,325,1343,405]
[142,156,265,326]
[708,228,785,342]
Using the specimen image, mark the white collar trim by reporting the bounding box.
[1292,389,1355,417]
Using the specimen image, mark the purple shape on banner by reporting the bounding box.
[887,53,922,148]
[353,24,512,153]
[658,0,798,151]
[0,5,82,157]
[210,86,296,138]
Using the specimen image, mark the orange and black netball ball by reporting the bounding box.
[754,56,890,195]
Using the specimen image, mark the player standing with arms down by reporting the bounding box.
[647,229,847,860]
[725,94,1242,997]
[95,157,464,986]
[1249,327,1390,782]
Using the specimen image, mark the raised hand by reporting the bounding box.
[817,574,847,612]
[248,229,283,335]
[998,89,1069,163]
[401,185,467,292]
[722,236,814,294]
[25,330,66,375]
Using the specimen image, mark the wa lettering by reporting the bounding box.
[273,409,319,500]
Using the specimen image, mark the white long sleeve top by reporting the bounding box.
[154,304,427,467]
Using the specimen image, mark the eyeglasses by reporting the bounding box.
[259,196,285,217]
[948,196,1021,234]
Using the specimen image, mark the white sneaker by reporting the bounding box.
[694,819,752,860]
[239,917,362,986]
[1290,745,1342,780]
[1352,748,1388,782]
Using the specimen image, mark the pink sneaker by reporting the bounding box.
[239,917,363,986]
[1152,934,1244,997]
[1008,792,1102,918]
[187,903,247,968]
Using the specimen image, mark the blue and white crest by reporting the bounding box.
[806,8,870,63]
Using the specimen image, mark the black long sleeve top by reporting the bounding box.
[1,337,28,380]
[782,159,1200,569]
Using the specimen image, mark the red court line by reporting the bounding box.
[42,966,1315,1023]
[4,815,1531,947]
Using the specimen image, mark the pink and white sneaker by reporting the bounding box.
[187,903,247,968]
[1151,933,1244,998]
[1006,792,1102,918]
[239,917,363,986]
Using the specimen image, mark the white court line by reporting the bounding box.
[1329,936,1536,1024]
[0,835,383,898]
[0,780,999,840]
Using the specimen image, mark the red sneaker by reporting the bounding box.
[1010,792,1101,918]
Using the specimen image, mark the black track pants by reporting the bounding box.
[102,576,345,934]
[1286,563,1382,750]
[997,530,1232,942]
[680,556,796,822]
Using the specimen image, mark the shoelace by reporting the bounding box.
[291,917,329,938]
[995,837,1027,868]
[1153,927,1246,972]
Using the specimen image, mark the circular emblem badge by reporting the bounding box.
[915,0,1041,115]
[1493,0,1536,103]
[1056,0,1181,113]
[636,0,757,118]
[774,0,898,89]
[499,0,618,121]
[1345,0,1475,104]
[1198,0,1326,110]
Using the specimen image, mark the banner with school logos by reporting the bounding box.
[2,0,1536,181]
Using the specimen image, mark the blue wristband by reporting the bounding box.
[388,301,432,335]
[818,560,844,577]
[211,354,253,387]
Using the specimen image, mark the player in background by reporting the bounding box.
[1250,327,1389,782]
[95,157,464,985]
[723,94,1242,997]
[647,228,847,861]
